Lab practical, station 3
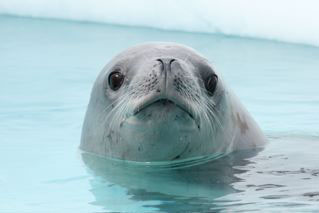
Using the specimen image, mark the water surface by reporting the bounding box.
[1,16,319,212]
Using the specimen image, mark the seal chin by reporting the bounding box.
[118,99,202,161]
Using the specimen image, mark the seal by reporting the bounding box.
[80,42,266,162]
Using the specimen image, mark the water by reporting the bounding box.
[1,15,319,212]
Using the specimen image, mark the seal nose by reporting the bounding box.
[156,58,176,73]
[156,58,177,94]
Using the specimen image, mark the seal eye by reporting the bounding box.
[108,71,124,91]
[205,74,218,96]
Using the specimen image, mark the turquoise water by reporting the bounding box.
[1,15,319,212]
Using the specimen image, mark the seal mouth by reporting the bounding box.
[133,98,195,120]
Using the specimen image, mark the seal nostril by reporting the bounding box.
[156,59,164,71]
[156,59,163,63]
[156,58,176,73]
[169,59,176,67]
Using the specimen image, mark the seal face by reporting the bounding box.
[81,42,266,162]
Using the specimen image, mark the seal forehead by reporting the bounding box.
[115,42,205,62]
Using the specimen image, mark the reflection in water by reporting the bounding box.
[81,149,261,212]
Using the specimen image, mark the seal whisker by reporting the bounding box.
[102,94,128,122]
[103,94,131,130]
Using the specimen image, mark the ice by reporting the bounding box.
[0,0,319,46]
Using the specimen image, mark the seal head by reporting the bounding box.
[81,42,266,162]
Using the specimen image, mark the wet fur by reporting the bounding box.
[81,42,266,161]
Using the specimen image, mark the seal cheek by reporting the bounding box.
[236,113,249,134]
